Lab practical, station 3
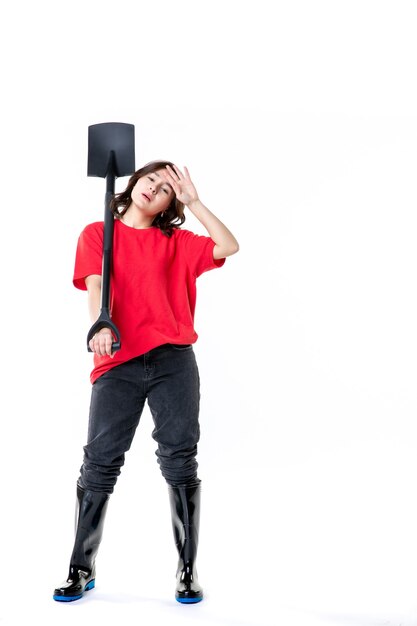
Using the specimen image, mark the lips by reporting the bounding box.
[142,193,151,201]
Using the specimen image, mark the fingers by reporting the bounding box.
[163,166,177,185]
[164,168,181,197]
[166,164,184,181]
[164,175,179,193]
[89,330,115,357]
[164,166,177,185]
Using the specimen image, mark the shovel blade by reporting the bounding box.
[88,122,135,178]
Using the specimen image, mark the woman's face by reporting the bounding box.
[130,168,175,215]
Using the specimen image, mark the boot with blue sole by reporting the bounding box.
[168,481,204,603]
[53,483,109,602]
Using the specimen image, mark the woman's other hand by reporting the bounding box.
[89,328,115,357]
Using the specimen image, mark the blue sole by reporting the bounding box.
[176,596,203,604]
[53,579,95,602]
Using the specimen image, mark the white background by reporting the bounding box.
[1,1,417,625]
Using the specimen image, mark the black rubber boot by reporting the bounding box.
[53,483,110,602]
[168,481,204,603]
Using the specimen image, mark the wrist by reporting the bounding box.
[187,197,201,211]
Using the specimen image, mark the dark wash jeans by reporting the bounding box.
[77,343,201,494]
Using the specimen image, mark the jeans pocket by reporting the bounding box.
[170,344,192,351]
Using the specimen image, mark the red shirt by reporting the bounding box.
[73,219,226,384]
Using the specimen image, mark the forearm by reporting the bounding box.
[86,281,114,354]
[87,285,101,323]
[187,199,239,252]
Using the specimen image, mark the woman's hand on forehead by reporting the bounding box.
[163,165,199,206]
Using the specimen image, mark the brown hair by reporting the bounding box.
[110,160,185,237]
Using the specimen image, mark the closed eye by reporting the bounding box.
[148,176,170,194]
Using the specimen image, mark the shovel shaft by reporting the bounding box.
[87,157,121,353]
[101,186,115,311]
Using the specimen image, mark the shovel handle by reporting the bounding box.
[87,309,121,353]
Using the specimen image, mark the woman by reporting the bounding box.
[53,161,239,603]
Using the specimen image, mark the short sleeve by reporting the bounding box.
[73,222,103,290]
[178,230,226,278]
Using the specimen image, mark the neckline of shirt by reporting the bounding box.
[116,218,155,231]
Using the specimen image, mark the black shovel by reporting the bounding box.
[86,122,135,353]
